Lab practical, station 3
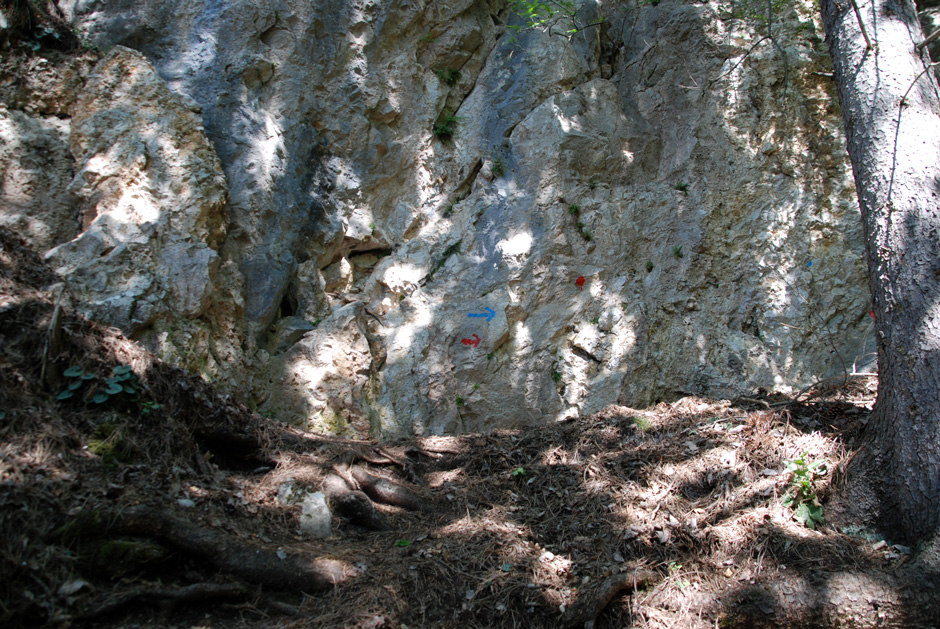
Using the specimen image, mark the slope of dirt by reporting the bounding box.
[3,224,940,628]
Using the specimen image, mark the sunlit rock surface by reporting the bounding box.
[1,0,871,436]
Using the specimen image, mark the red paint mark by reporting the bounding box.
[576,275,585,292]
[869,310,875,320]
[461,334,481,348]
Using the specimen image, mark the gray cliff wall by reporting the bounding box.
[2,0,872,436]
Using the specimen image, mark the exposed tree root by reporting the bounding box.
[322,474,388,530]
[562,566,659,628]
[105,506,355,590]
[350,466,428,511]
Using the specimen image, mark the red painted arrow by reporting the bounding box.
[461,334,481,348]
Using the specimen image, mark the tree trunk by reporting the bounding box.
[822,0,940,540]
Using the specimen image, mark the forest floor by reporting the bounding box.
[3,225,939,628]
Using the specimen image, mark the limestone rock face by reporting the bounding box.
[1,0,873,435]
[0,105,75,250]
[44,46,231,369]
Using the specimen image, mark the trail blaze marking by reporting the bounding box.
[461,334,481,348]
[576,275,585,291]
[468,307,496,322]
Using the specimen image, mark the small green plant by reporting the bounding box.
[395,539,412,547]
[512,467,526,477]
[591,316,600,325]
[628,415,652,431]
[568,203,581,216]
[667,561,691,589]
[443,204,454,218]
[260,409,275,418]
[783,453,826,529]
[433,110,463,141]
[369,222,376,233]
[141,401,160,415]
[436,68,461,86]
[418,33,437,43]
[551,370,562,383]
[455,395,465,406]
[581,230,593,242]
[672,245,684,259]
[487,353,495,360]
[492,158,505,177]
[58,364,140,404]
[588,178,598,190]
[674,182,689,192]
[473,383,480,390]
[645,260,654,273]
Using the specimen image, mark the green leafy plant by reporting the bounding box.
[141,401,160,415]
[551,370,562,383]
[672,245,684,259]
[473,383,480,390]
[436,68,461,86]
[667,561,691,589]
[442,204,454,218]
[455,395,465,406]
[645,260,654,273]
[433,110,464,141]
[568,203,581,216]
[58,364,140,404]
[512,467,526,477]
[581,230,593,242]
[588,178,598,190]
[395,539,412,547]
[487,353,495,360]
[591,316,600,325]
[783,453,826,529]
[492,158,505,177]
[674,182,689,192]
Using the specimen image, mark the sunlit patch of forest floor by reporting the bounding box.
[3,226,935,628]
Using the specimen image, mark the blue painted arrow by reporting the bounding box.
[468,307,496,322]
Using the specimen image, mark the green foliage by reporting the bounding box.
[433,110,464,141]
[628,415,652,431]
[591,316,600,325]
[588,178,598,190]
[674,182,689,192]
[443,204,454,218]
[645,260,655,273]
[58,364,141,405]
[473,383,480,390]
[429,241,462,280]
[487,353,495,360]
[725,0,788,26]
[395,539,412,547]
[141,401,160,415]
[455,395,465,406]
[512,466,526,477]
[581,230,592,242]
[436,68,462,86]
[492,158,505,177]
[506,0,596,38]
[783,453,826,529]
[568,203,581,215]
[672,245,684,259]
[551,370,562,383]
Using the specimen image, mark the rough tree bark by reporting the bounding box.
[822,0,940,541]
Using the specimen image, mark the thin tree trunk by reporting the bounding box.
[822,0,940,541]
